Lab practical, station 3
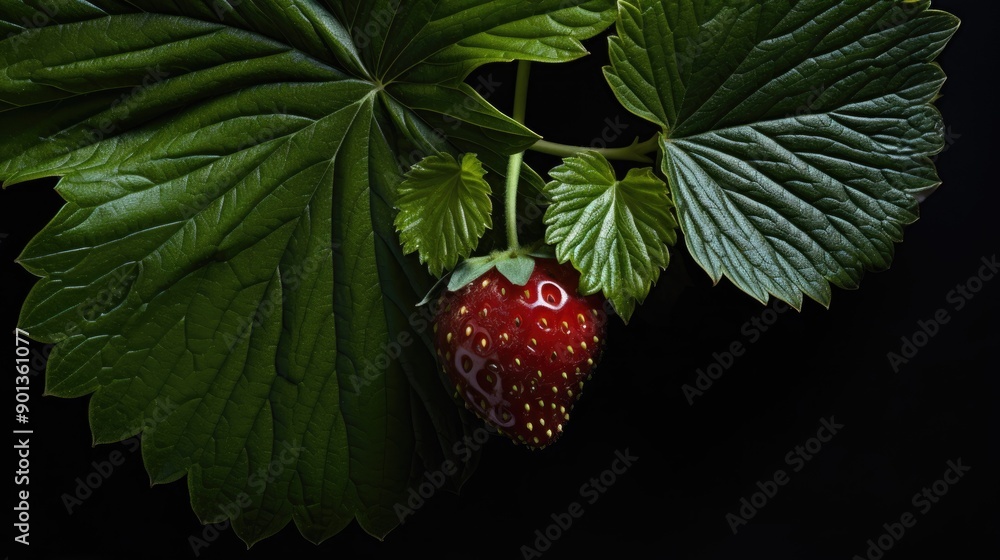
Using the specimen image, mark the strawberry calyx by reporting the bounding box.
[418,243,557,306]
[450,244,556,289]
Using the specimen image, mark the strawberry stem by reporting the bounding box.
[505,152,525,250]
[506,60,531,251]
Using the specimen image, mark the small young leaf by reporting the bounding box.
[604,0,959,308]
[395,153,493,276]
[543,151,678,322]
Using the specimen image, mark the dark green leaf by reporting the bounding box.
[1,0,616,545]
[605,0,959,307]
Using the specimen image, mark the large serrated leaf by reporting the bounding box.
[604,0,959,308]
[0,0,616,545]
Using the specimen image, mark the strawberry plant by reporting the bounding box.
[1,0,959,549]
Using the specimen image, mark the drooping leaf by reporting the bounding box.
[604,0,959,308]
[445,252,538,293]
[544,151,677,321]
[0,0,616,545]
[446,256,500,293]
[395,153,492,277]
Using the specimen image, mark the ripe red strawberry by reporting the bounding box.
[432,258,607,449]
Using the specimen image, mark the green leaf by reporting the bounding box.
[445,256,498,292]
[544,151,678,322]
[1,0,616,545]
[395,153,493,276]
[604,0,959,308]
[494,254,536,287]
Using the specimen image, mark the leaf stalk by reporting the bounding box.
[530,135,660,164]
[505,60,532,251]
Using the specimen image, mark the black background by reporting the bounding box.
[4,1,997,559]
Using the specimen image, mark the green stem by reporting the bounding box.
[504,151,525,251]
[530,135,660,164]
[512,59,531,125]
[505,60,531,251]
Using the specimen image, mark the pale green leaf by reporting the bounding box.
[544,151,678,321]
[395,153,493,276]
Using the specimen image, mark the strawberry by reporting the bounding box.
[432,258,607,449]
